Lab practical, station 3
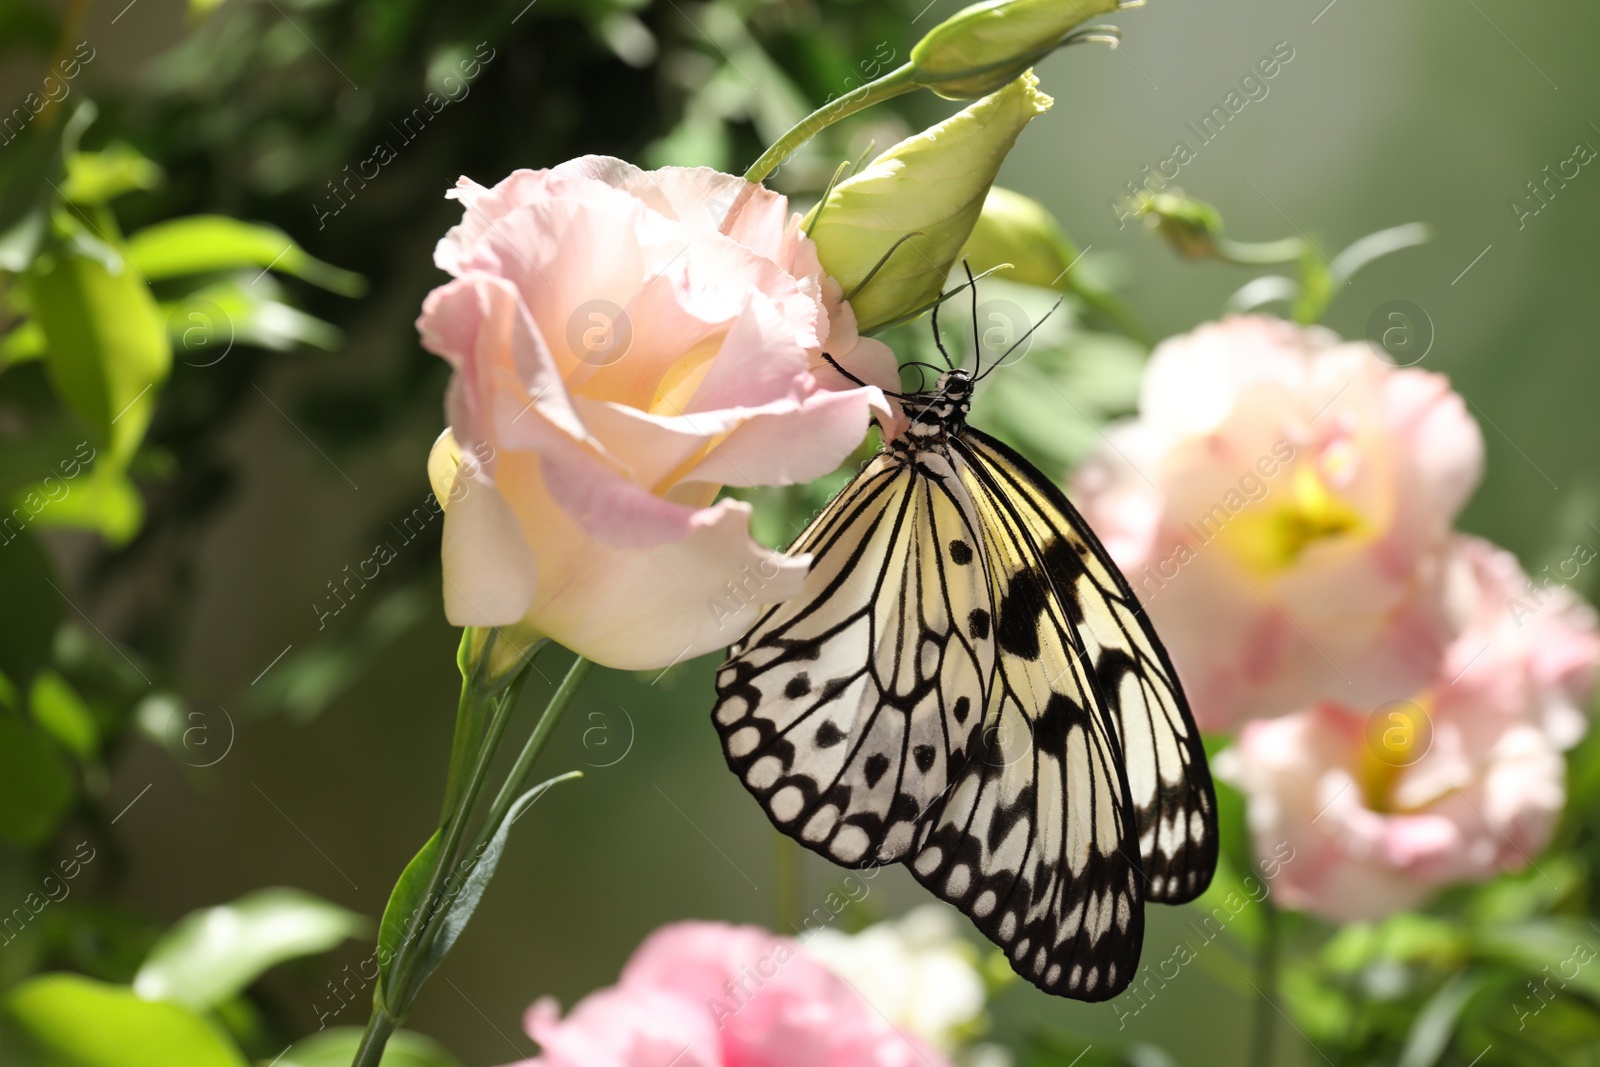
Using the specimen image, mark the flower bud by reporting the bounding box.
[958,185,1080,289]
[1140,190,1223,260]
[910,0,1118,100]
[805,73,1053,332]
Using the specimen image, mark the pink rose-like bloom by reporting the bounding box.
[1216,535,1600,922]
[1070,315,1485,730]
[502,921,951,1067]
[420,157,898,670]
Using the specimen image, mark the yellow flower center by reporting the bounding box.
[1221,462,1364,573]
[1357,695,1434,813]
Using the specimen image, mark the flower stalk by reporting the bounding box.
[743,65,917,185]
[350,631,593,1067]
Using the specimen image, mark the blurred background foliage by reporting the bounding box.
[0,0,1597,1064]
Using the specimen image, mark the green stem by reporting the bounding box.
[1250,889,1280,1067]
[1217,236,1307,266]
[388,652,592,1026]
[473,654,592,855]
[349,1004,398,1067]
[775,832,800,933]
[353,635,544,1067]
[743,65,917,185]
[387,670,526,1003]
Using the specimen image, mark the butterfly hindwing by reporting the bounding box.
[959,429,1218,905]
[906,434,1145,999]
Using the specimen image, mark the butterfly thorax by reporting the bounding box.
[891,369,973,454]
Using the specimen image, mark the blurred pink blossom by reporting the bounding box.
[502,921,951,1067]
[1070,314,1485,729]
[1216,535,1600,921]
[419,157,897,670]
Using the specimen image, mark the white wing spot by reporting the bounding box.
[1046,963,1062,986]
[748,756,783,790]
[771,786,804,823]
[973,890,997,918]
[998,912,1017,941]
[715,696,747,726]
[832,825,870,862]
[802,806,839,843]
[1069,964,1083,990]
[1059,900,1084,939]
[727,727,761,758]
[947,864,971,897]
[1086,966,1099,992]
[1116,892,1131,933]
[915,847,944,875]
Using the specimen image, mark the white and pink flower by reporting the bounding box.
[1217,535,1600,921]
[420,157,898,670]
[1070,314,1485,730]
[503,921,951,1067]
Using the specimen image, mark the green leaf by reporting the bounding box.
[164,277,341,358]
[125,216,366,296]
[132,888,367,1011]
[1397,971,1486,1067]
[1,319,46,366]
[376,773,581,1010]
[29,669,97,761]
[61,144,164,206]
[0,713,74,847]
[0,529,63,687]
[375,830,443,1000]
[4,974,248,1067]
[28,237,171,463]
[24,460,144,545]
[418,772,581,985]
[0,111,67,272]
[1472,919,1600,1001]
[277,1027,462,1067]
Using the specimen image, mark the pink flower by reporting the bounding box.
[1216,535,1600,922]
[419,157,897,670]
[502,921,952,1067]
[1070,315,1485,729]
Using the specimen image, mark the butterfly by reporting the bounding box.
[710,280,1217,1001]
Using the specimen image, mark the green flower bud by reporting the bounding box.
[806,72,1053,332]
[958,186,1081,289]
[910,0,1119,100]
[1140,190,1223,260]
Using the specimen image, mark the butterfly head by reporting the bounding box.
[896,368,973,446]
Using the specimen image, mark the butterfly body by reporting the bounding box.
[713,365,1217,1002]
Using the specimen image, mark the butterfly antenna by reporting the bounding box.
[964,261,982,378]
[930,296,955,370]
[975,295,1066,382]
[821,351,913,400]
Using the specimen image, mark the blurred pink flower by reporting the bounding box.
[1070,315,1484,729]
[1216,535,1600,922]
[419,156,897,670]
[503,921,951,1067]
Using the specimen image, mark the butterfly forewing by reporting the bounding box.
[712,375,1217,1003]
[714,453,990,867]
